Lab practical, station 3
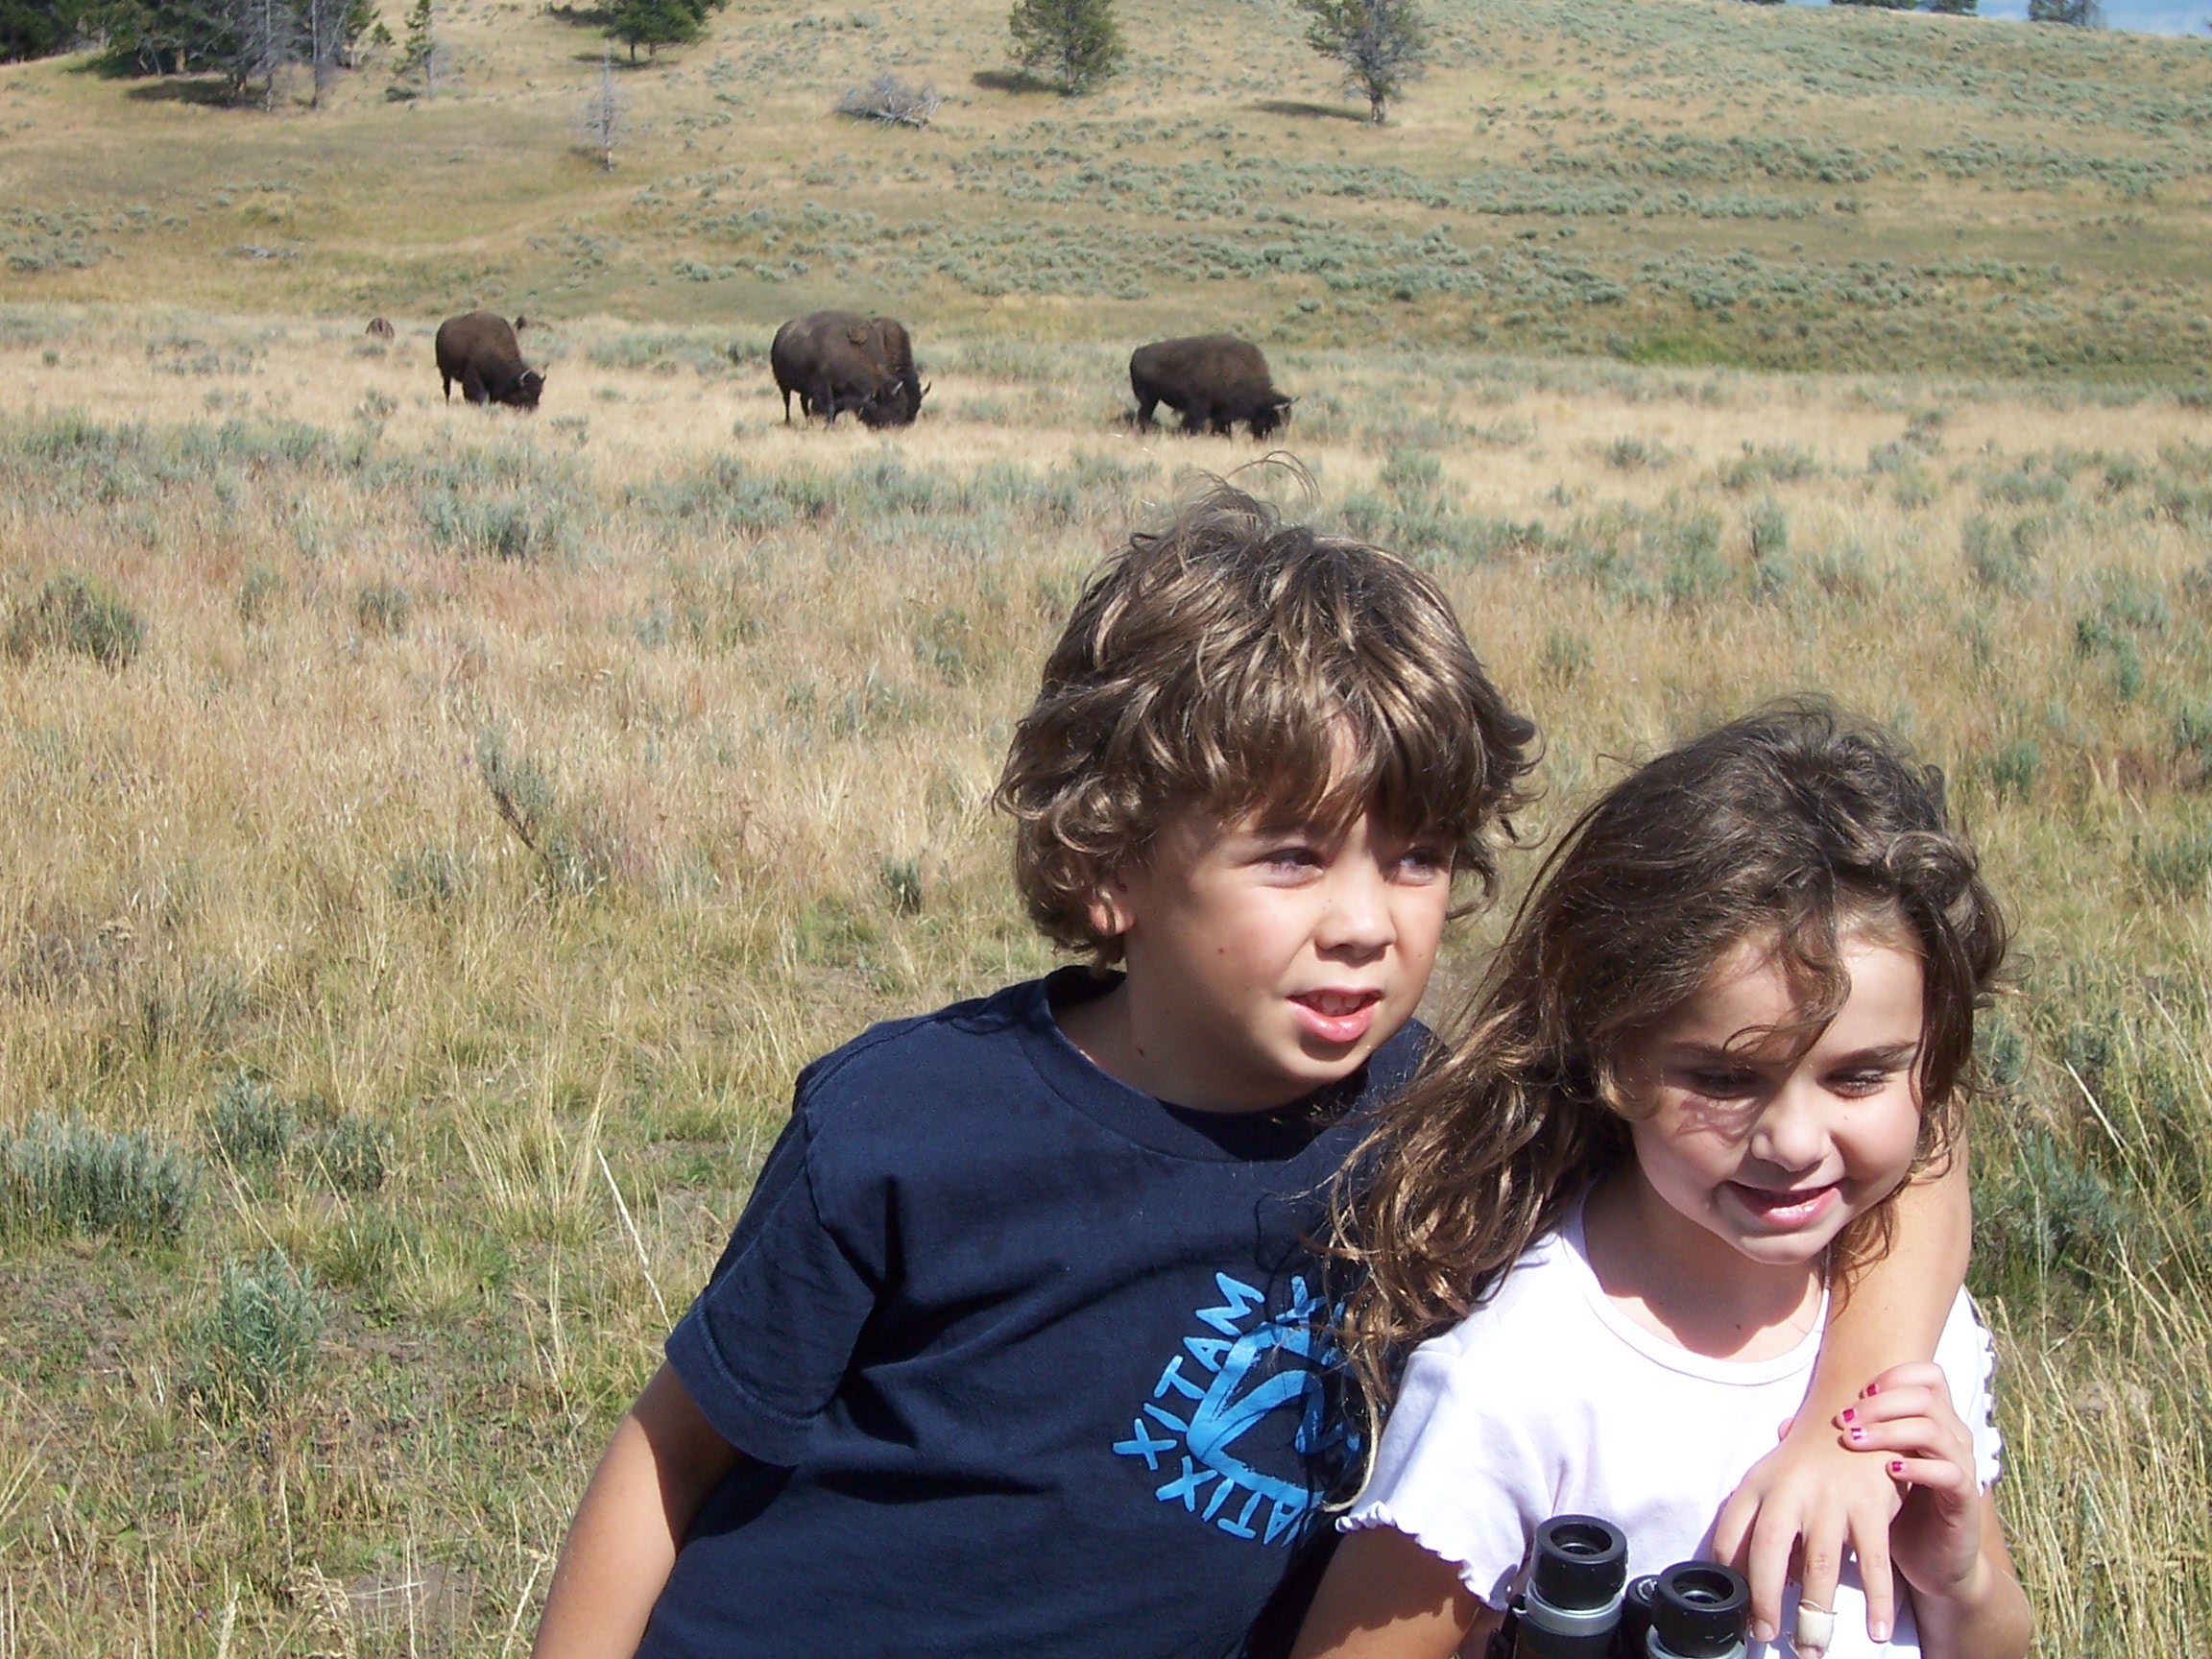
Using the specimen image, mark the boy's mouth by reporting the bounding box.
[1726,1182,1840,1227]
[1290,989,1383,1046]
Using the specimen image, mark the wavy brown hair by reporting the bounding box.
[997,481,1538,962]
[1332,701,2008,1456]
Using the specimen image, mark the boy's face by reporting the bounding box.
[1083,804,1453,1113]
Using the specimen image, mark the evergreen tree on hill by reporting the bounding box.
[1007,0,1122,94]
[1,0,85,62]
[1294,0,1427,125]
[608,0,697,60]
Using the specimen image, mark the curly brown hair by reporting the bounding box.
[996,481,1538,962]
[1331,699,2009,1459]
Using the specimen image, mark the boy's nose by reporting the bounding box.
[1315,868,1395,954]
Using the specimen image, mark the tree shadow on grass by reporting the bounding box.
[64,53,240,102]
[121,75,239,106]
[972,68,1058,94]
[1253,97,1366,123]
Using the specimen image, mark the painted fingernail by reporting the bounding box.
[1863,1382,1880,1397]
[1888,1459,1905,1474]
[1871,1623,1892,1642]
[1839,1407,1857,1424]
[1848,1427,1865,1442]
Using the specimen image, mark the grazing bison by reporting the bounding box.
[434,311,545,409]
[513,314,536,331]
[366,316,396,340]
[770,310,927,428]
[1129,334,1292,439]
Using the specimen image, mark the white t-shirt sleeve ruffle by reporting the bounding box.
[1340,1326,1554,1607]
[1938,1290,2004,1492]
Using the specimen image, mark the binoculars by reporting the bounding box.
[1485,1515,1751,1659]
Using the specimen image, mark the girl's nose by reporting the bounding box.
[1749,1084,1829,1172]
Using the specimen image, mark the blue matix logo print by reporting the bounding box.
[1112,1272,1354,1546]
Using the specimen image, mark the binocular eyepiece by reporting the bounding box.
[1489,1515,1751,1659]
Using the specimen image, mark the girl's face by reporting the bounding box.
[1623,928,1928,1269]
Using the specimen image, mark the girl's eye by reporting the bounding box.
[1830,1069,1895,1095]
[1682,1070,1756,1097]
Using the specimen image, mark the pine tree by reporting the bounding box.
[1292,0,1426,126]
[393,0,441,94]
[607,0,696,59]
[1006,0,1121,95]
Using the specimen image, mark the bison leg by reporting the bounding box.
[812,375,839,426]
[1180,400,1212,436]
[1134,394,1160,431]
[781,386,794,423]
[463,366,490,405]
[441,372,452,401]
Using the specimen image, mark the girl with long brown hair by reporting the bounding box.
[1292,703,2032,1659]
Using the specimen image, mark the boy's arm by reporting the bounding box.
[1713,1145,1971,1651]
[532,1363,744,1659]
[1910,1497,2033,1659]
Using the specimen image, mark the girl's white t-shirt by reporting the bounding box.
[1341,1199,2000,1659]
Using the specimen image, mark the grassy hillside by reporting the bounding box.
[4,0,2212,375]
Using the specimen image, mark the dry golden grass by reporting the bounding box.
[2,305,2211,1652]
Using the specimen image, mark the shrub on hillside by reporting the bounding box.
[182,1250,328,1423]
[0,1114,197,1242]
[5,570,145,666]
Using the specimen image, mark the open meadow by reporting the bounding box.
[5,0,2212,1651]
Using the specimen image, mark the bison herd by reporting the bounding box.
[404,309,1296,438]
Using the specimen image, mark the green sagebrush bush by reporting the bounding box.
[5,569,145,667]
[475,725,625,899]
[183,1250,329,1423]
[0,1114,197,1242]
[209,1072,390,1193]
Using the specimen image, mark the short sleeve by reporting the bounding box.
[664,1103,882,1467]
[1339,1344,1551,1608]
[1936,1291,2003,1492]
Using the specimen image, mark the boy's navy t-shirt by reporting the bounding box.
[642,968,1423,1659]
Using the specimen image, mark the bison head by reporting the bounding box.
[856,378,928,429]
[504,370,546,411]
[1248,394,1295,440]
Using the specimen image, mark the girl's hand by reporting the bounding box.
[1712,1407,1902,1651]
[1837,1361,1984,1600]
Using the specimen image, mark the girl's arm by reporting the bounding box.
[531,1363,745,1659]
[1289,1527,1486,1659]
[1712,1144,1971,1650]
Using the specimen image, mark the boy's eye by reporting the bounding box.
[1396,846,1449,878]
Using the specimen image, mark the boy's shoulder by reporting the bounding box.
[791,973,1053,1115]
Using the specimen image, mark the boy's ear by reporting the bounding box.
[1084,870,1136,941]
